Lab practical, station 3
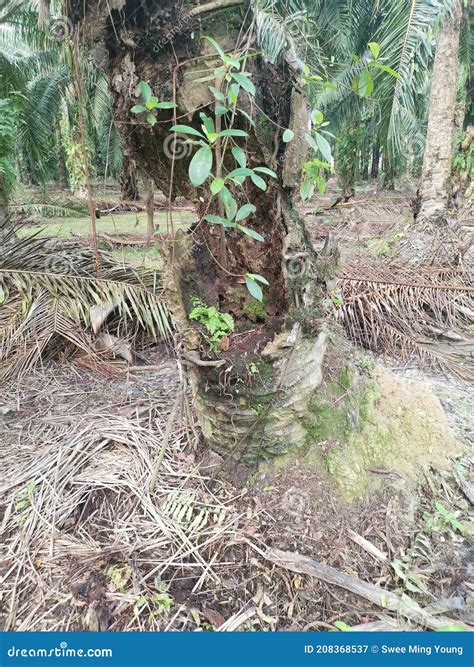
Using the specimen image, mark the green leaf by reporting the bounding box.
[215,105,229,116]
[189,145,213,187]
[216,129,248,138]
[227,167,254,179]
[156,101,177,109]
[232,146,246,168]
[204,214,233,227]
[147,114,157,126]
[368,61,400,78]
[304,133,318,151]
[250,173,267,190]
[283,129,294,143]
[368,42,380,59]
[316,174,326,194]
[254,166,277,178]
[139,81,152,103]
[237,225,264,241]
[358,70,374,97]
[171,125,206,139]
[146,97,159,109]
[250,274,269,285]
[208,86,225,102]
[300,177,314,202]
[351,75,360,93]
[203,36,225,60]
[219,186,238,220]
[131,105,147,114]
[315,132,332,163]
[311,109,324,125]
[200,113,215,135]
[238,108,256,127]
[210,178,225,195]
[235,204,256,222]
[224,56,241,70]
[333,621,353,632]
[231,72,256,95]
[245,275,263,301]
[227,83,240,105]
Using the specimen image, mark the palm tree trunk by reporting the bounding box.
[370,143,380,179]
[144,177,155,246]
[120,153,139,201]
[419,8,462,223]
[67,0,339,482]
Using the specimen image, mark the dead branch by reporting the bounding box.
[182,351,226,367]
[454,471,474,504]
[263,547,471,631]
[190,0,246,15]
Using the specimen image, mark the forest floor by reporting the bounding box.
[1,184,472,632]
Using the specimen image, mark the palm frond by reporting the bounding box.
[0,218,173,378]
[8,192,88,218]
[252,0,308,65]
[338,262,474,380]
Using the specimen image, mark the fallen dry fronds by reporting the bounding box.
[337,262,474,380]
[0,371,246,631]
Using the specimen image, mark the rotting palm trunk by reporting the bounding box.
[419,8,462,223]
[70,0,339,482]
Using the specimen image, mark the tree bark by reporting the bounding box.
[144,176,155,246]
[68,0,339,482]
[419,8,462,223]
[370,143,380,179]
[119,153,139,201]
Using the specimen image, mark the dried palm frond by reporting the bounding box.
[0,378,244,631]
[0,217,172,378]
[0,291,105,381]
[338,261,474,379]
[8,194,88,219]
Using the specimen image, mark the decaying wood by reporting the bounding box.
[347,529,388,563]
[263,547,470,631]
[454,471,474,505]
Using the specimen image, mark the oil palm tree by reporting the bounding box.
[312,0,464,186]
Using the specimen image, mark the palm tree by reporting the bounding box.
[0,1,122,196]
[418,4,463,222]
[63,0,345,480]
[313,0,461,187]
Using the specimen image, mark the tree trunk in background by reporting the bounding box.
[144,177,155,246]
[370,143,380,179]
[69,0,339,483]
[419,8,462,223]
[120,153,139,201]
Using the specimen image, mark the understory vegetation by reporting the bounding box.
[0,0,472,635]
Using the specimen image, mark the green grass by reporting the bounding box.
[19,210,195,239]
[18,210,196,272]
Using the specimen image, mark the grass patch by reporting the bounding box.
[18,210,195,239]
